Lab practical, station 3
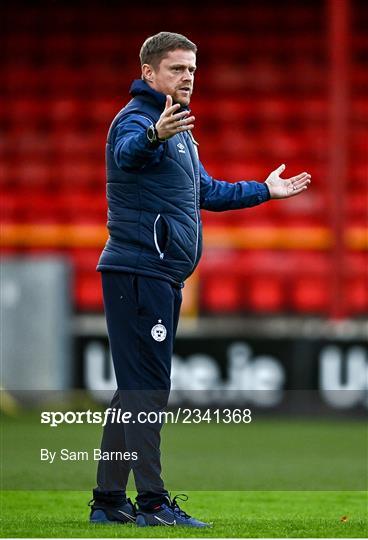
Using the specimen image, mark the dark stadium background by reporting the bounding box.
[1,0,367,408]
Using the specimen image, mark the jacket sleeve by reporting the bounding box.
[112,113,164,171]
[199,161,270,211]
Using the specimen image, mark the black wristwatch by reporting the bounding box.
[147,123,162,145]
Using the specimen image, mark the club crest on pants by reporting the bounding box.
[151,319,167,342]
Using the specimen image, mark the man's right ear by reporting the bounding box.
[142,64,154,83]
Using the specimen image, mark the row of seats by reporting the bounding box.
[1,160,366,193]
[200,249,368,276]
[8,96,365,122]
[2,120,366,142]
[3,246,367,275]
[194,247,367,315]
[71,267,367,315]
[1,247,365,314]
[2,11,325,33]
[2,190,365,223]
[0,193,107,223]
[201,274,367,315]
[0,146,365,182]
[6,66,363,93]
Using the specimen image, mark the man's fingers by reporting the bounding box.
[289,177,311,197]
[165,115,195,131]
[293,177,311,189]
[165,95,172,109]
[289,185,308,197]
[160,110,187,130]
[170,110,191,122]
[275,163,286,175]
[289,172,311,182]
[163,102,181,117]
[172,115,195,126]
[179,119,195,129]
[291,173,312,190]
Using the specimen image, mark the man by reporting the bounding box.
[89,31,311,528]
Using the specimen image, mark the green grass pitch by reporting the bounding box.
[1,490,367,537]
[1,412,367,537]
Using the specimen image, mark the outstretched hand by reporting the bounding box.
[155,95,195,141]
[265,164,311,199]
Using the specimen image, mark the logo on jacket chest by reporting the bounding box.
[176,143,186,154]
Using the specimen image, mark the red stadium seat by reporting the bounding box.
[0,191,24,222]
[69,249,103,311]
[13,161,52,187]
[14,130,51,161]
[21,193,64,223]
[345,278,368,315]
[345,252,368,277]
[201,274,241,313]
[8,99,45,124]
[57,161,103,188]
[199,249,242,312]
[346,191,368,221]
[74,270,103,311]
[60,191,107,223]
[49,99,82,125]
[247,276,284,313]
[291,276,330,314]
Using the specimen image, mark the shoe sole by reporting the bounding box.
[135,514,209,528]
[136,515,150,527]
[90,509,111,523]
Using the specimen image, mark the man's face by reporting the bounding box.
[143,49,196,106]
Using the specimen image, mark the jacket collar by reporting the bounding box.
[129,79,189,112]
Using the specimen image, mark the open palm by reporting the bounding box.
[265,164,311,199]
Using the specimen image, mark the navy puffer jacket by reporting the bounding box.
[97,80,270,286]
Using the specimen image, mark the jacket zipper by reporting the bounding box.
[181,132,199,270]
[153,214,165,260]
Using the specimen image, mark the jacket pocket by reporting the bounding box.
[153,213,171,260]
[131,274,140,305]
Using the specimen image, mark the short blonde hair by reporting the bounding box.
[140,31,197,69]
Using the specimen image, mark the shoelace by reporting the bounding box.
[170,493,191,518]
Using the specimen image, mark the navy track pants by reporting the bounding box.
[94,272,182,509]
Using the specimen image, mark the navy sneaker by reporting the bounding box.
[89,497,136,524]
[136,494,210,528]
